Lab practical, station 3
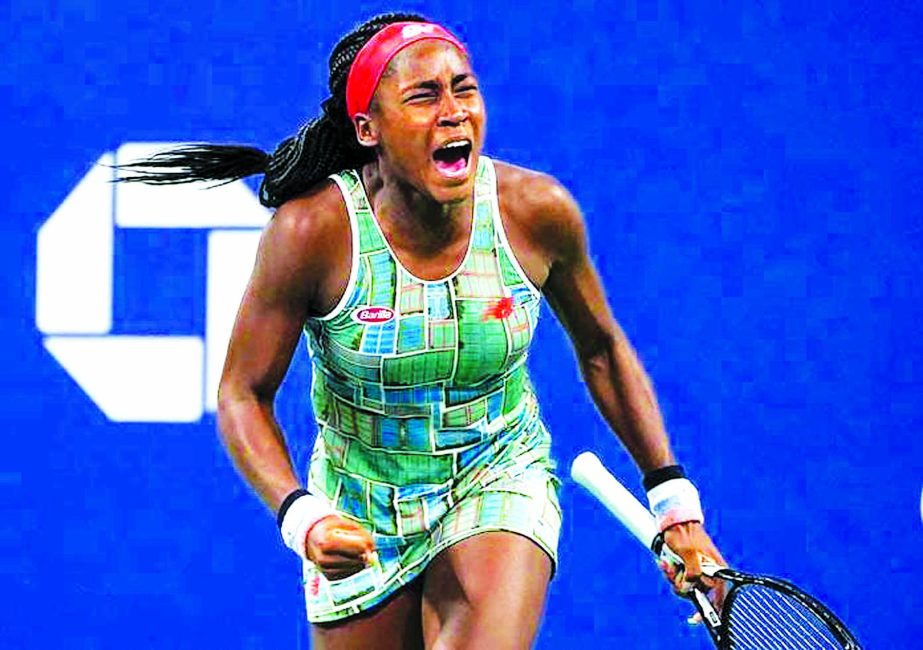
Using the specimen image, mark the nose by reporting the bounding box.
[437,93,468,127]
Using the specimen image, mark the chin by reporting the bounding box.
[430,176,475,205]
[428,153,479,205]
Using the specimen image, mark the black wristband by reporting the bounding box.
[276,488,309,529]
[643,465,686,492]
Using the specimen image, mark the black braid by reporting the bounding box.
[260,12,428,206]
[114,12,428,208]
[113,144,270,188]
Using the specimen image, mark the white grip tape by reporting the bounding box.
[647,478,704,532]
[280,494,337,562]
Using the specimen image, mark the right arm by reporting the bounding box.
[216,188,374,576]
[216,198,323,513]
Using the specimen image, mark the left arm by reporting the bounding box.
[509,170,725,600]
[506,172,673,473]
[539,184,673,472]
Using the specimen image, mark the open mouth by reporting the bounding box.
[432,139,472,177]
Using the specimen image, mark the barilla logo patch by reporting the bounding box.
[402,24,436,38]
[351,306,395,325]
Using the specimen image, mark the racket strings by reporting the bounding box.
[725,584,844,649]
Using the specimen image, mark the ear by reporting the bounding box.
[353,114,379,148]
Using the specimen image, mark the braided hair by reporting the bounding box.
[115,12,428,208]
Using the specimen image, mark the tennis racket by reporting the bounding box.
[570,451,862,649]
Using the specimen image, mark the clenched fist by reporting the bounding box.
[305,515,377,580]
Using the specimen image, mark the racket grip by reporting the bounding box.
[570,451,659,549]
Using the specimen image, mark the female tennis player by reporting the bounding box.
[119,12,725,649]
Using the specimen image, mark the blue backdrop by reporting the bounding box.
[4,1,922,647]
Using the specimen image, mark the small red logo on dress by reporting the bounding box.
[351,306,395,324]
[483,296,515,321]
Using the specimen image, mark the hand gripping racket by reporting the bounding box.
[570,451,862,649]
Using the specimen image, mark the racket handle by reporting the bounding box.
[572,452,726,645]
[570,451,659,549]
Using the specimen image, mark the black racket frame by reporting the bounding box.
[652,535,862,649]
[712,567,862,649]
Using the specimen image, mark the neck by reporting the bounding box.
[362,160,472,253]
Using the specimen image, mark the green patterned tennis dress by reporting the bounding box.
[301,156,562,623]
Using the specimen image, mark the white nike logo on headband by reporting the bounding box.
[402,24,436,38]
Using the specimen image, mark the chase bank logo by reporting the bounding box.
[35,143,271,423]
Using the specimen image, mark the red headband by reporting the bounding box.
[345,22,468,119]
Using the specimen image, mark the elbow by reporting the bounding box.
[216,379,241,418]
[215,378,264,442]
[576,329,623,373]
[216,375,240,417]
[215,382,240,444]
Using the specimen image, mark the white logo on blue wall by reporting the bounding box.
[35,143,271,422]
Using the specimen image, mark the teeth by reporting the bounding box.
[442,140,470,149]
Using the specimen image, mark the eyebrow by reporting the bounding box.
[401,73,476,94]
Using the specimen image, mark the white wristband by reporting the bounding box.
[279,493,337,562]
[647,478,704,532]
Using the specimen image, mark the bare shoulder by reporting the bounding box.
[253,179,351,314]
[493,160,586,266]
[267,180,346,258]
